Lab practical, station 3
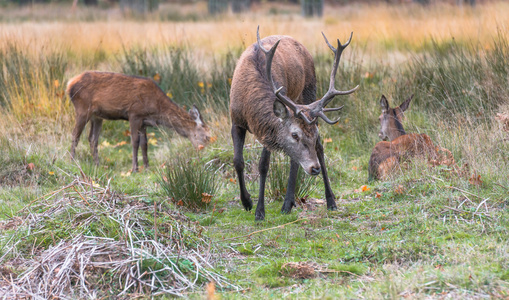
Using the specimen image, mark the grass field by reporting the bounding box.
[0,1,508,298]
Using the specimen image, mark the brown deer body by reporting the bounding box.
[67,71,210,172]
[230,28,358,220]
[368,95,446,181]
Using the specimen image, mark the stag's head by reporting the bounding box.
[378,94,413,141]
[257,27,358,175]
[187,104,211,150]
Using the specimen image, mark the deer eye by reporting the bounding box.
[292,133,299,142]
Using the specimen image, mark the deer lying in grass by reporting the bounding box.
[368,95,454,181]
[230,27,358,220]
[67,71,210,172]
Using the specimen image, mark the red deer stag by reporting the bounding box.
[67,71,210,172]
[230,27,358,220]
[368,95,453,181]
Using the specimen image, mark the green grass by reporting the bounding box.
[0,25,508,298]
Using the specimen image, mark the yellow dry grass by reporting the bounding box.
[0,1,507,58]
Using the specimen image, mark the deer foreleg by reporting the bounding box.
[232,124,252,211]
[255,147,271,221]
[281,159,299,214]
[316,137,337,210]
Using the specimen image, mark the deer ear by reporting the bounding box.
[380,95,389,112]
[398,94,413,112]
[273,99,289,120]
[189,104,203,126]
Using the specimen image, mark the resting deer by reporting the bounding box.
[368,95,453,181]
[67,71,210,172]
[230,27,358,220]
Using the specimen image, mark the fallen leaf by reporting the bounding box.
[153,73,161,83]
[26,163,35,171]
[210,136,218,143]
[48,171,55,175]
[362,72,375,79]
[229,178,237,184]
[166,92,173,98]
[54,79,60,88]
[361,185,370,192]
[148,138,157,146]
[323,138,333,143]
[55,91,65,98]
[120,170,131,177]
[177,200,184,206]
[375,192,382,198]
[123,130,130,137]
[351,166,358,171]
[468,171,483,186]
[201,192,213,203]
[115,140,128,147]
[394,185,405,195]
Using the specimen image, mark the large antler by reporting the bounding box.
[257,27,358,125]
[256,27,315,124]
[306,32,359,124]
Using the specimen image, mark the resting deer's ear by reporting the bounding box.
[273,99,289,120]
[398,94,413,112]
[189,104,203,126]
[380,95,389,112]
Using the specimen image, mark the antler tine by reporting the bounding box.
[317,111,340,125]
[257,26,281,92]
[318,32,358,109]
[323,105,344,113]
[307,32,358,124]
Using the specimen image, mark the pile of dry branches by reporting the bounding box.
[0,176,239,298]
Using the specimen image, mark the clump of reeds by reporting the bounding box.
[158,156,220,211]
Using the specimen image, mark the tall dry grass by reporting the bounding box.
[0,2,508,60]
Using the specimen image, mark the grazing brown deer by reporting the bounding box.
[368,94,453,181]
[67,71,210,172]
[230,27,358,220]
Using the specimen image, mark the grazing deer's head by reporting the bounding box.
[187,104,210,150]
[378,94,413,141]
[258,28,358,175]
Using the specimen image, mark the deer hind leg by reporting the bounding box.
[316,137,337,210]
[129,118,143,173]
[255,147,271,221]
[232,124,252,211]
[88,116,103,166]
[281,159,299,214]
[139,127,149,168]
[71,112,90,160]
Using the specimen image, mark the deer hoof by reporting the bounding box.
[241,199,253,211]
[255,212,265,221]
[327,206,338,211]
